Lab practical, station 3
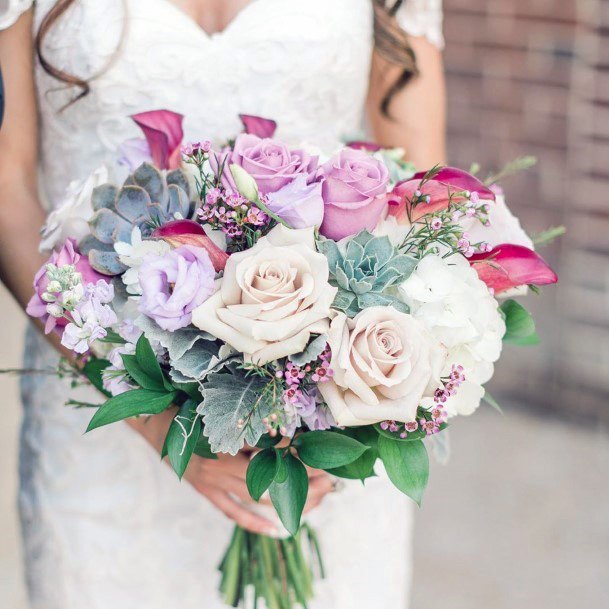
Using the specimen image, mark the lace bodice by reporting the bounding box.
[2,2,443,607]
[2,0,442,208]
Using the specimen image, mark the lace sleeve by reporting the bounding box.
[0,0,33,30]
[396,0,444,49]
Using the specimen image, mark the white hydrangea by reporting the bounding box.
[114,227,170,295]
[40,165,110,252]
[399,254,506,417]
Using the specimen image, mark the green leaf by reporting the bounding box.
[121,354,166,392]
[375,423,427,442]
[192,431,218,459]
[532,225,566,247]
[327,448,377,481]
[377,436,429,506]
[269,453,308,536]
[294,431,368,470]
[500,299,539,346]
[288,334,328,366]
[135,334,169,387]
[274,450,288,483]
[164,399,200,478]
[255,433,281,449]
[82,358,111,397]
[86,389,177,432]
[199,370,275,455]
[246,449,277,502]
[482,390,503,414]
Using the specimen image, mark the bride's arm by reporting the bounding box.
[367,36,446,168]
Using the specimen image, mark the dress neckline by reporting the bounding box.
[160,0,263,40]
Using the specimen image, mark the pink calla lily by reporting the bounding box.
[152,220,229,272]
[469,243,558,294]
[239,114,277,138]
[131,110,184,170]
[346,140,382,152]
[389,166,496,224]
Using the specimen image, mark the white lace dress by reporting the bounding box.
[1,1,443,607]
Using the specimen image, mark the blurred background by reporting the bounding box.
[1,0,608,607]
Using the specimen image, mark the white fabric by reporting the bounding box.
[18,1,443,608]
[0,0,31,28]
[397,0,445,49]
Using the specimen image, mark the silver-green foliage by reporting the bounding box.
[80,163,193,275]
[198,368,275,455]
[317,231,417,317]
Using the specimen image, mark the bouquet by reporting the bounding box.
[25,110,559,608]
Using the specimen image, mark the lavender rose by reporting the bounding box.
[216,133,318,195]
[138,245,216,331]
[266,174,325,229]
[318,148,390,241]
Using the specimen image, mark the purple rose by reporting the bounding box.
[318,148,390,241]
[138,245,216,331]
[215,134,318,195]
[265,175,325,229]
[26,239,103,334]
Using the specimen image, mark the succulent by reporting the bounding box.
[80,163,193,275]
[317,231,417,317]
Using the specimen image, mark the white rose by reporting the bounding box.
[318,307,447,426]
[191,225,337,365]
[399,254,506,416]
[40,165,110,252]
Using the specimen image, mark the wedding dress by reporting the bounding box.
[1,1,443,607]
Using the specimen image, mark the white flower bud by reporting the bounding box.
[46,280,62,293]
[230,164,259,202]
[46,303,64,318]
[41,292,56,303]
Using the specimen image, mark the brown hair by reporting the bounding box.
[36,0,417,113]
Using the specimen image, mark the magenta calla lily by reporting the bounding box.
[469,243,558,294]
[389,166,497,224]
[131,110,184,170]
[346,140,382,152]
[239,114,277,138]
[152,220,229,272]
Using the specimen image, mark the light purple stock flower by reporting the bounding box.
[213,134,318,195]
[265,175,325,229]
[138,245,216,331]
[318,148,390,241]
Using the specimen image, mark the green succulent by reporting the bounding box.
[79,163,193,275]
[317,231,417,317]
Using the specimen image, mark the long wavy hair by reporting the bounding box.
[36,0,418,114]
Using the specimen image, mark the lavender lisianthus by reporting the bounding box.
[296,389,336,431]
[138,245,216,331]
[265,175,325,229]
[213,134,318,195]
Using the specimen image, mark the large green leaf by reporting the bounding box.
[135,334,170,388]
[192,431,218,460]
[246,449,277,502]
[121,354,166,392]
[199,370,275,455]
[500,299,539,346]
[163,399,200,479]
[82,358,111,397]
[378,436,429,506]
[294,431,368,470]
[86,389,177,432]
[269,453,308,536]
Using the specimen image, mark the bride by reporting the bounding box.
[0,1,445,607]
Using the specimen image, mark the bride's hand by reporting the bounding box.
[126,410,335,535]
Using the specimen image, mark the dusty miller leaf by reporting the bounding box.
[198,370,275,455]
[288,334,328,366]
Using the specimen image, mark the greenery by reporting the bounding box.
[500,299,539,346]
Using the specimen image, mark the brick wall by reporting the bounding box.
[442,0,609,422]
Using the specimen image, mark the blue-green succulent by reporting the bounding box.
[79,163,193,275]
[317,231,417,317]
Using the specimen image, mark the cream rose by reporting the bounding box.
[318,307,447,426]
[191,225,337,365]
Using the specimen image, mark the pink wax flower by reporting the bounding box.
[26,239,103,334]
[318,148,390,241]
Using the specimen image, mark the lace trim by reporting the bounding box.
[397,0,444,49]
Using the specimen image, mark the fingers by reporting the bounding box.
[202,486,279,536]
[204,472,256,504]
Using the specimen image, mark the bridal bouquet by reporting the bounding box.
[27,110,559,608]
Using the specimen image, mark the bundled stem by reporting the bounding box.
[219,524,324,609]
